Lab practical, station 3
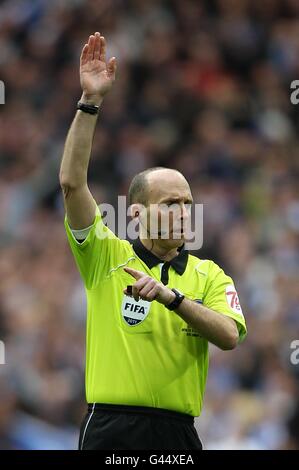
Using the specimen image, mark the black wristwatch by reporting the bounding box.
[166,288,185,310]
[77,101,100,115]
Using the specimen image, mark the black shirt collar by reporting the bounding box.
[132,238,188,275]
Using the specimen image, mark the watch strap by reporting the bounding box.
[166,288,185,310]
[77,101,100,115]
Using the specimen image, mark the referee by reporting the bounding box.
[60,33,247,450]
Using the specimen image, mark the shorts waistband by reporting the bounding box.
[87,403,194,423]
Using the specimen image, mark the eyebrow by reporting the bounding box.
[159,197,193,204]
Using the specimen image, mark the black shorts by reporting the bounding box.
[79,403,203,450]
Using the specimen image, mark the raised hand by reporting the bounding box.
[80,32,117,102]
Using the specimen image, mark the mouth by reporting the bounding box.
[171,225,185,234]
[158,224,185,237]
[170,229,185,237]
[157,230,184,237]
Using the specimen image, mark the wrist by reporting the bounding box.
[160,288,176,306]
[165,288,185,311]
[81,92,104,106]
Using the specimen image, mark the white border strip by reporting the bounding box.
[108,256,136,275]
[80,403,95,450]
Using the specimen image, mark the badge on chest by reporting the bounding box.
[121,295,151,326]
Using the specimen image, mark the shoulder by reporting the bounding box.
[111,237,133,256]
[187,255,231,281]
[187,254,214,274]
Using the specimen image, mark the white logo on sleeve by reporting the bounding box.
[225,285,244,317]
[121,296,151,326]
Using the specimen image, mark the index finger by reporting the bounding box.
[123,267,145,280]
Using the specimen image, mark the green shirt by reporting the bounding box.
[65,203,247,417]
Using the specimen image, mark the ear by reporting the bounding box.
[129,203,142,219]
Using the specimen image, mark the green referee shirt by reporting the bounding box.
[65,202,247,417]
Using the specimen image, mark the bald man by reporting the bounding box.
[60,33,247,451]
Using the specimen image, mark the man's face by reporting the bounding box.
[141,170,193,247]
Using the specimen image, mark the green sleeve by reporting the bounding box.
[64,202,123,289]
[203,261,247,343]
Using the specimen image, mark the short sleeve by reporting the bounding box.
[64,201,124,289]
[203,261,247,343]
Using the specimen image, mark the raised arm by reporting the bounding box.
[59,32,117,229]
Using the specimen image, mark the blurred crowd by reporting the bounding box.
[0,0,299,449]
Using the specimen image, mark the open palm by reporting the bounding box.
[80,32,117,98]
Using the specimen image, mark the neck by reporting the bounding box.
[140,237,180,262]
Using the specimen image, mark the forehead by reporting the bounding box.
[146,170,192,203]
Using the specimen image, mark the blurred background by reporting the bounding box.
[0,0,299,450]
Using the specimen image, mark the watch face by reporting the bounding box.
[167,288,185,310]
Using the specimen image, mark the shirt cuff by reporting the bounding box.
[70,224,94,241]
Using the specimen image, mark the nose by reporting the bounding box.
[181,203,190,221]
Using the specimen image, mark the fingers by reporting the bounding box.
[107,57,117,77]
[93,32,101,60]
[132,285,140,302]
[99,36,106,62]
[132,277,149,301]
[84,32,101,62]
[87,34,95,61]
[138,279,157,300]
[80,43,89,65]
[123,275,158,302]
[143,285,159,302]
[132,283,159,302]
[81,33,116,75]
[82,32,105,62]
[123,267,144,280]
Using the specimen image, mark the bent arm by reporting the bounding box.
[173,298,239,350]
[123,266,241,351]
